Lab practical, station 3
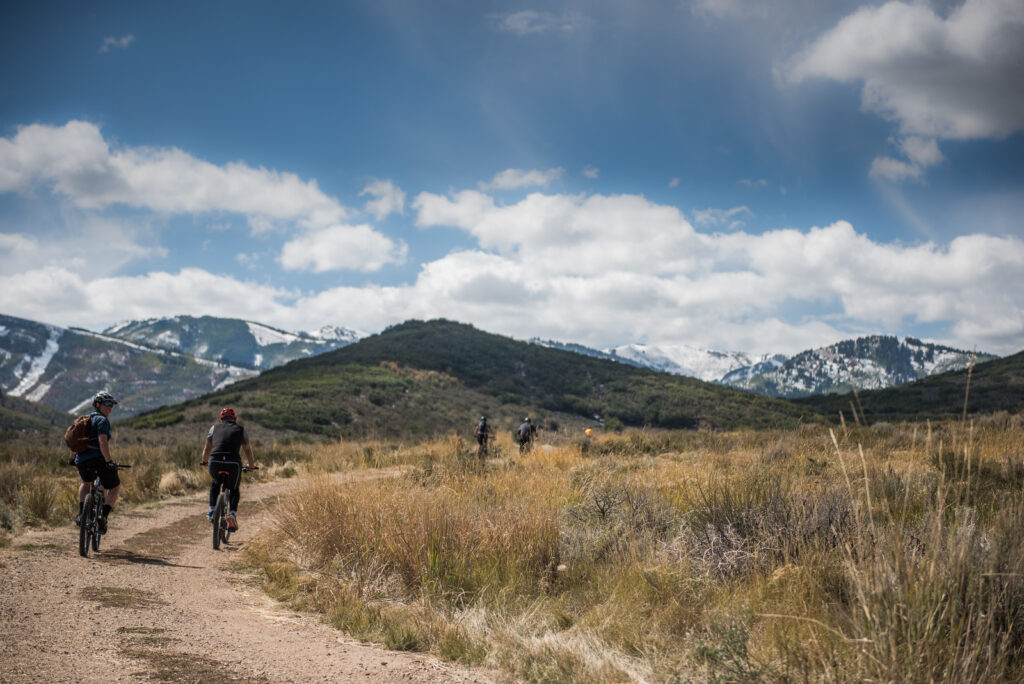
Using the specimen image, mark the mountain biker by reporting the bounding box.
[71,391,121,533]
[516,417,537,453]
[474,415,494,456]
[200,408,256,532]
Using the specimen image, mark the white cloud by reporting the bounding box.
[0,121,349,228]
[692,205,753,230]
[479,167,563,191]
[870,135,946,183]
[668,177,680,188]
[99,34,135,53]
[0,214,164,277]
[280,224,407,273]
[869,156,923,183]
[0,121,403,273]
[494,11,579,35]
[583,166,600,179]
[738,178,767,188]
[359,179,405,220]
[784,0,1024,140]
[5,189,1022,356]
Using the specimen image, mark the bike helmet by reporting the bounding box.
[524,417,531,423]
[92,391,118,406]
[480,415,487,421]
[219,407,237,421]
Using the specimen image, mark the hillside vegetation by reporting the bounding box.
[0,394,69,433]
[798,349,1024,422]
[124,320,814,438]
[250,416,1024,681]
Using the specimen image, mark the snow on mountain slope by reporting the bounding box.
[246,321,302,346]
[603,343,764,382]
[0,314,259,416]
[104,316,364,370]
[8,325,62,398]
[720,335,996,398]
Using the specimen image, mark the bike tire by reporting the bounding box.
[79,493,93,557]
[212,495,225,550]
[221,494,232,544]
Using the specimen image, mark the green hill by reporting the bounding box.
[125,319,814,439]
[796,350,1024,422]
[0,392,69,433]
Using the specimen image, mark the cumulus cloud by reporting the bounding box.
[870,136,946,183]
[582,166,600,179]
[99,34,135,53]
[0,121,349,226]
[0,121,403,273]
[494,10,580,35]
[4,188,1022,356]
[359,179,405,220]
[692,205,752,230]
[668,177,680,188]
[479,167,563,191]
[0,215,164,277]
[784,0,1024,141]
[280,224,407,273]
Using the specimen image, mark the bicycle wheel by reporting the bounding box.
[221,494,232,544]
[79,493,93,557]
[212,495,225,550]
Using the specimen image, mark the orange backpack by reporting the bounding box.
[63,415,92,453]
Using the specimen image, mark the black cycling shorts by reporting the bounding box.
[77,459,120,489]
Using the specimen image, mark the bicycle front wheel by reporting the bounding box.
[79,493,93,557]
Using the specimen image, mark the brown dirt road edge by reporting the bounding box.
[0,471,496,683]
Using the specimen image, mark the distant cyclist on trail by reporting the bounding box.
[474,415,495,458]
[516,417,538,454]
[201,408,257,533]
[71,391,122,532]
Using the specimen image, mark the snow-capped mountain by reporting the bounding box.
[548,334,994,398]
[603,343,782,383]
[104,316,364,370]
[0,313,258,416]
[720,336,996,398]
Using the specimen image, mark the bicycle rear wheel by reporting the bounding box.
[78,493,93,557]
[212,495,225,550]
[221,494,232,544]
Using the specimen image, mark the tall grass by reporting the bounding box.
[249,418,1024,682]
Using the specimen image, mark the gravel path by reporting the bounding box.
[0,472,494,683]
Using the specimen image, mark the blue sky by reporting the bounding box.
[1,0,1022,355]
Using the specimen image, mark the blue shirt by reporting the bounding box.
[75,412,111,464]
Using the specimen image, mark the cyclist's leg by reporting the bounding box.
[75,461,96,521]
[208,461,224,510]
[97,465,121,521]
[228,462,241,512]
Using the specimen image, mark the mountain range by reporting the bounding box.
[0,314,360,417]
[125,319,811,439]
[539,336,991,398]
[0,310,1004,426]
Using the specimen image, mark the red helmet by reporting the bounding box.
[219,407,236,421]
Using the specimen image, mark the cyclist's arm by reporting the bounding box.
[201,441,212,465]
[98,434,112,463]
[242,443,256,469]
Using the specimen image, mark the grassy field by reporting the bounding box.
[0,428,312,545]
[245,414,1024,682]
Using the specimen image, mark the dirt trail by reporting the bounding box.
[0,472,494,683]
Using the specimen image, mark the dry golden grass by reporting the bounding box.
[247,416,1024,682]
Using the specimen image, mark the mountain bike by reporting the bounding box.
[205,463,256,550]
[75,463,131,558]
[476,431,494,459]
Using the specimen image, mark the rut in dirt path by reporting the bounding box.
[0,472,495,684]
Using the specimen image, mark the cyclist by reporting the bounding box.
[474,415,494,457]
[200,408,256,533]
[516,417,537,453]
[71,391,121,533]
